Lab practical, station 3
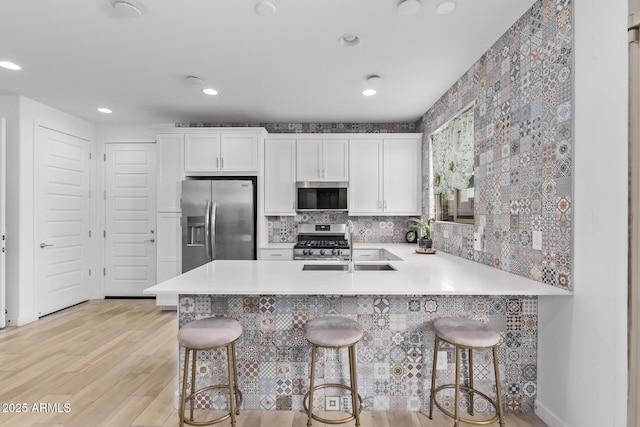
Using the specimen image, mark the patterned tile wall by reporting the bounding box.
[176,122,417,134]
[267,213,415,244]
[179,294,538,414]
[417,0,573,290]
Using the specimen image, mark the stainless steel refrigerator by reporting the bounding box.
[181,179,256,272]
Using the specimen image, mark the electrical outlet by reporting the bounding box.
[325,396,340,411]
[532,230,542,250]
[443,230,449,238]
[473,233,483,251]
[436,351,448,370]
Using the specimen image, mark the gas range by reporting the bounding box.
[293,223,349,260]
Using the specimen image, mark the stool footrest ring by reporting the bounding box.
[432,384,500,426]
[182,384,241,426]
[303,383,363,425]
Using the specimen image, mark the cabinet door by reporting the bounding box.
[220,133,258,172]
[157,212,181,283]
[259,248,293,260]
[184,134,221,173]
[349,139,383,214]
[264,139,296,215]
[323,139,349,181]
[156,134,184,212]
[296,140,322,181]
[383,138,421,215]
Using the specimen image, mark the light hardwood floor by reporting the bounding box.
[0,299,547,427]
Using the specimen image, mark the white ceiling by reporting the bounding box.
[0,0,535,125]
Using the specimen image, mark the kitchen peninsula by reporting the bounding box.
[145,244,569,415]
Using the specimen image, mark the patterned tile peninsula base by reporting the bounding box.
[178,294,538,415]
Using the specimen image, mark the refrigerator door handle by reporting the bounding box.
[204,200,212,260]
[210,201,217,260]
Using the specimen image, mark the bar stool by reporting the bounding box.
[303,315,364,427]
[429,317,505,427]
[178,317,243,427]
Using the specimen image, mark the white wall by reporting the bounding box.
[0,96,95,325]
[536,1,628,426]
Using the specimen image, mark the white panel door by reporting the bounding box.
[35,126,91,317]
[0,118,5,328]
[105,143,157,296]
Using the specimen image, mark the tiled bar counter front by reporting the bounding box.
[178,293,538,415]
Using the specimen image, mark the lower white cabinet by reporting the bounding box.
[259,248,293,260]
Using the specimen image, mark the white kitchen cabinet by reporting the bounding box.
[349,137,420,215]
[296,139,348,181]
[259,248,293,260]
[264,139,296,215]
[156,211,181,308]
[184,132,258,175]
[156,134,184,212]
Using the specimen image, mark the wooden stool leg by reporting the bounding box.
[226,344,237,427]
[454,346,461,427]
[492,346,505,427]
[180,347,190,427]
[468,348,474,416]
[348,344,361,427]
[428,335,440,419]
[307,343,317,427]
[190,349,196,421]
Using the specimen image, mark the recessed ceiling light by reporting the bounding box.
[255,1,276,16]
[339,33,361,47]
[98,107,113,114]
[436,0,456,15]
[397,0,421,15]
[0,61,21,71]
[113,1,142,18]
[185,76,203,85]
[203,88,218,96]
[362,89,377,97]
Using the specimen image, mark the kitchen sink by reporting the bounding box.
[302,263,396,271]
[354,263,396,271]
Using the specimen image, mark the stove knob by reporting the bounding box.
[303,249,309,256]
[307,249,314,256]
[332,248,341,256]
[320,249,326,256]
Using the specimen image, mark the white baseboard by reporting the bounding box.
[535,399,568,427]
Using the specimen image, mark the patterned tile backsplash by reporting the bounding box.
[418,0,573,291]
[267,214,416,244]
[179,294,538,414]
[176,122,417,134]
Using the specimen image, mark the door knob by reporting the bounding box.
[145,238,155,243]
[40,243,54,248]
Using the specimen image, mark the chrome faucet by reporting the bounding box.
[345,219,354,273]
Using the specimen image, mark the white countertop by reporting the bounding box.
[145,243,572,296]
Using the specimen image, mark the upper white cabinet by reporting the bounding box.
[349,137,421,215]
[184,132,259,175]
[296,139,348,181]
[264,139,296,215]
[156,133,184,212]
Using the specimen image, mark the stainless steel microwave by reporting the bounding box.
[296,182,348,212]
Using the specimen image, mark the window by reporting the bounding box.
[430,108,475,224]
